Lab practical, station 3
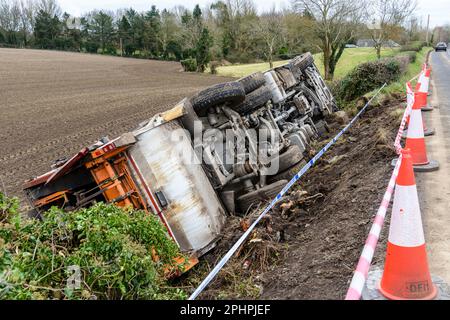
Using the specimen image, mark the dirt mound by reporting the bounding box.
[190,94,404,300]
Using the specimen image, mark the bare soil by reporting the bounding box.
[190,94,404,300]
[0,48,232,203]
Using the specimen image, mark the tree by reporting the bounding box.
[369,0,417,59]
[160,9,181,59]
[283,9,319,56]
[144,5,161,56]
[124,8,145,53]
[118,15,131,56]
[36,0,60,16]
[209,0,259,61]
[33,8,61,48]
[294,0,366,80]
[258,9,286,69]
[0,0,21,45]
[196,27,213,72]
[19,0,35,46]
[90,11,114,53]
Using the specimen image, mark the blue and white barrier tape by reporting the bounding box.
[188,83,387,300]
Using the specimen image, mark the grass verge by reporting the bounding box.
[212,48,398,79]
[381,47,432,95]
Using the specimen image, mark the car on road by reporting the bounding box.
[23,53,337,267]
[435,42,447,52]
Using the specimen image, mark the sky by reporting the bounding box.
[57,0,450,28]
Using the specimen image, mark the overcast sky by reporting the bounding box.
[58,0,450,27]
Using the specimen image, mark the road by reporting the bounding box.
[419,51,450,284]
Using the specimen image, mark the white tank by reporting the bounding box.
[127,120,226,255]
[264,71,286,103]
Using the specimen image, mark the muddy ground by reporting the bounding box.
[0,48,232,204]
[187,94,404,300]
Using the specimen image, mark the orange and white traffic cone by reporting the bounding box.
[379,148,436,300]
[363,150,449,300]
[416,67,433,112]
[404,92,434,137]
[403,95,439,172]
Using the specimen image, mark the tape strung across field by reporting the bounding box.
[188,83,388,300]
[345,81,418,300]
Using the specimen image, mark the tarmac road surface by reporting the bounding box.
[418,50,450,284]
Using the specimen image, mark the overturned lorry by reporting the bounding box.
[23,53,337,265]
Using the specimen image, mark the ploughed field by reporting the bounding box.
[0,48,232,204]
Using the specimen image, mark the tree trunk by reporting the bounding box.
[268,44,274,69]
[323,47,332,81]
[376,45,381,59]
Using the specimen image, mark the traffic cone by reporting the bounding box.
[379,148,437,300]
[404,94,439,171]
[416,67,433,112]
[404,91,434,137]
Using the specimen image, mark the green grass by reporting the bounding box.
[213,48,399,79]
[381,47,432,95]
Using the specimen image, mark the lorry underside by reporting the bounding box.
[23,53,337,263]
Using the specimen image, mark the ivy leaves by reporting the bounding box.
[0,195,187,300]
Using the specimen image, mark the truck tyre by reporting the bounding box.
[237,72,266,94]
[190,82,246,116]
[237,180,288,214]
[232,85,272,115]
[271,145,304,173]
[268,159,308,184]
[315,120,330,137]
[291,52,314,71]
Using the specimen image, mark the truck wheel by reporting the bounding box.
[291,52,314,71]
[232,85,272,115]
[270,145,304,173]
[190,82,246,116]
[237,180,288,214]
[315,120,330,137]
[237,72,266,94]
[268,159,308,184]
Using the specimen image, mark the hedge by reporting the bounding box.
[333,56,410,103]
[0,193,187,300]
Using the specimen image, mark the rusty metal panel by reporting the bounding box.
[44,147,90,185]
[128,120,226,254]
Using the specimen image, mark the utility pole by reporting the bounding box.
[426,14,430,46]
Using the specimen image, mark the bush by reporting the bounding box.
[0,192,19,224]
[0,193,187,300]
[400,41,427,52]
[180,58,197,72]
[124,44,136,56]
[397,51,417,63]
[104,44,117,56]
[84,41,99,54]
[334,58,403,102]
